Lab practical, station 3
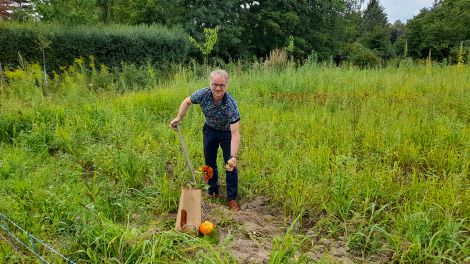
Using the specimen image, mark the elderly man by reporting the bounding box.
[170,69,241,212]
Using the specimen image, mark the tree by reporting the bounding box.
[188,27,219,63]
[344,42,381,67]
[97,0,113,24]
[344,0,365,13]
[176,0,245,59]
[390,20,405,44]
[32,0,99,25]
[240,0,346,60]
[109,0,245,60]
[7,0,35,22]
[404,0,470,60]
[111,0,183,25]
[361,0,388,32]
[239,0,302,57]
[358,0,394,59]
[339,7,363,46]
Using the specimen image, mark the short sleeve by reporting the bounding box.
[190,88,205,104]
[227,96,240,124]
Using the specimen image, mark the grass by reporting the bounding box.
[0,61,469,263]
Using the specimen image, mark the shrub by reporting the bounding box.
[343,42,382,68]
[0,22,190,72]
[264,48,289,70]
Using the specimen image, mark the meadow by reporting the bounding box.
[0,61,469,263]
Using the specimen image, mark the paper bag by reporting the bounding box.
[175,187,201,233]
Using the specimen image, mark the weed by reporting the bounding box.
[0,62,469,263]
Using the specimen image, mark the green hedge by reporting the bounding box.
[0,22,190,71]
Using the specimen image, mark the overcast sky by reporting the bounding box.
[380,0,435,23]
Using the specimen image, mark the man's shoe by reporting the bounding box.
[228,200,241,212]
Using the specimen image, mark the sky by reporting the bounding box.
[380,0,435,23]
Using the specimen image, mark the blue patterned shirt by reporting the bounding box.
[190,88,240,131]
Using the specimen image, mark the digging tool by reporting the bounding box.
[175,125,201,233]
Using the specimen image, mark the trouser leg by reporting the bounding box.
[220,130,238,201]
[203,124,219,194]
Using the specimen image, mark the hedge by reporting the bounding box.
[0,22,190,71]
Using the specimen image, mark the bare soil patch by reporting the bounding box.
[202,196,282,263]
[201,196,370,264]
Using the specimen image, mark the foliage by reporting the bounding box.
[390,20,405,44]
[32,0,99,25]
[454,40,470,65]
[341,42,381,68]
[3,0,36,22]
[108,0,245,60]
[240,0,346,60]
[403,0,470,61]
[358,0,395,59]
[340,10,363,45]
[86,0,348,61]
[0,22,190,72]
[361,0,387,32]
[1,0,468,65]
[188,27,220,60]
[177,0,245,60]
[0,61,469,263]
[110,0,182,26]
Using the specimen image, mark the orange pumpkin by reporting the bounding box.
[199,221,214,235]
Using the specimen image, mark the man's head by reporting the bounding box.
[210,69,229,101]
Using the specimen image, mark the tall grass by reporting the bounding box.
[0,61,469,263]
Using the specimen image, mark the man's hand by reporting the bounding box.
[170,97,192,130]
[170,118,181,130]
[225,157,237,171]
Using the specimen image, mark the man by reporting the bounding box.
[170,69,241,212]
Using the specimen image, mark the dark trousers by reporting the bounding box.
[203,123,238,200]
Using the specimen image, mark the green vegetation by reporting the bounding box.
[0,61,469,263]
[2,0,469,65]
[0,22,189,70]
[403,0,470,60]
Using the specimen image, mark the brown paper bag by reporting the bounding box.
[175,187,201,233]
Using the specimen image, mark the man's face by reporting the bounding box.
[210,74,228,100]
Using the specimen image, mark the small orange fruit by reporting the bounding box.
[199,221,214,235]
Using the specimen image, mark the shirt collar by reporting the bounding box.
[207,87,227,105]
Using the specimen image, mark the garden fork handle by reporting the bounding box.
[177,125,196,185]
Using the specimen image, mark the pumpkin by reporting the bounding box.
[199,221,215,235]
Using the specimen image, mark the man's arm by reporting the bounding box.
[170,97,192,129]
[226,121,240,171]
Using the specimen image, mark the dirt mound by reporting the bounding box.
[200,195,375,264]
[202,196,283,263]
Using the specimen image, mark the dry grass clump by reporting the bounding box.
[264,48,288,69]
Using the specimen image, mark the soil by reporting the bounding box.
[201,196,367,264]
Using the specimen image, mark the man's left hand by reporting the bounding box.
[226,157,237,171]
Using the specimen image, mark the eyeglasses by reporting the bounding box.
[211,83,227,88]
